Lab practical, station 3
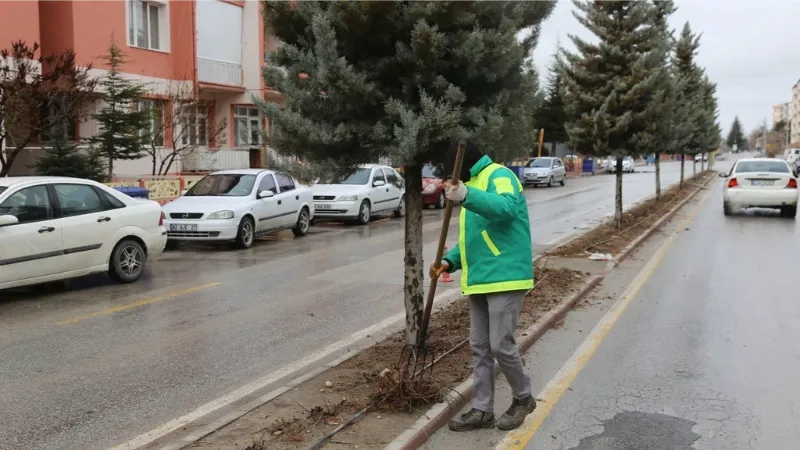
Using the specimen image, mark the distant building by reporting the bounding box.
[773,102,790,125]
[792,80,800,144]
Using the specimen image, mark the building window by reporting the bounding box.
[181,104,208,147]
[128,0,165,51]
[234,106,261,147]
[135,99,164,147]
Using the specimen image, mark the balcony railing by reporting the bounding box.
[197,57,242,87]
[182,147,252,172]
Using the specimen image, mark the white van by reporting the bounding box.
[786,148,800,164]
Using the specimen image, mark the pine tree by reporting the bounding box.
[559,0,661,227]
[726,116,747,151]
[88,40,149,178]
[534,58,568,156]
[673,22,704,188]
[34,120,105,181]
[260,1,555,345]
[697,75,721,171]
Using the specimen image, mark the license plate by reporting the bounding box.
[751,180,774,186]
[170,224,198,232]
[315,203,332,210]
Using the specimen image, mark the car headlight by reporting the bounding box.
[207,210,235,220]
[422,184,436,194]
[338,195,358,201]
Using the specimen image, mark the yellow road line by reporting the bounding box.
[495,187,712,450]
[56,282,221,326]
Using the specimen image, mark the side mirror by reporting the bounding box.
[181,190,188,196]
[0,215,19,227]
[373,180,386,187]
[257,190,275,199]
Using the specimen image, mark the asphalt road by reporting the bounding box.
[0,161,692,450]
[425,156,797,450]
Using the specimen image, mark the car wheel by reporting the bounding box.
[357,200,371,225]
[547,176,553,188]
[108,239,147,283]
[165,240,180,251]
[235,216,255,249]
[723,201,731,216]
[783,205,797,219]
[394,196,406,218]
[292,207,311,237]
[436,192,446,209]
[560,175,565,186]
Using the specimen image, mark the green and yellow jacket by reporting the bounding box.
[443,155,534,295]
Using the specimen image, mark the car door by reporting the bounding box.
[274,172,301,228]
[253,173,281,232]
[52,183,122,270]
[370,168,392,211]
[554,158,566,180]
[0,184,64,285]
[382,167,403,209]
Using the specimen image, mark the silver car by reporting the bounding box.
[522,157,566,187]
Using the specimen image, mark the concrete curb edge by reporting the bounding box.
[383,172,714,450]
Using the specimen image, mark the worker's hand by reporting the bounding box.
[429,260,449,279]
[444,181,467,203]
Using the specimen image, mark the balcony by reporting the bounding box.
[197,57,242,87]
[182,147,252,172]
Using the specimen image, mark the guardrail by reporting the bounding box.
[105,176,205,205]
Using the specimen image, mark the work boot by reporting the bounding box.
[496,395,536,431]
[448,408,495,432]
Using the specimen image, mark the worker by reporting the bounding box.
[430,142,535,432]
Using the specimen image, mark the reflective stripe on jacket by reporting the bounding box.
[443,155,534,295]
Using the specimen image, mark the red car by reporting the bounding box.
[422,164,446,209]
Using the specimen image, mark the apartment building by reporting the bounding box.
[792,80,800,145]
[772,102,790,126]
[2,0,283,177]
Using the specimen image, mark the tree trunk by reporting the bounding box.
[152,152,157,176]
[654,151,661,202]
[108,155,114,180]
[614,155,623,228]
[701,153,706,172]
[0,148,21,177]
[680,153,685,189]
[692,159,696,177]
[402,162,424,346]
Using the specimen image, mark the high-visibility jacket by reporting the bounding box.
[443,155,534,295]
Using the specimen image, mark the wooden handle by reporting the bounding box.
[418,141,466,347]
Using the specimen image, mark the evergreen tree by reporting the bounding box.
[559,0,661,227]
[673,22,704,188]
[88,40,149,178]
[534,58,568,155]
[726,116,747,151]
[260,1,555,345]
[697,75,721,171]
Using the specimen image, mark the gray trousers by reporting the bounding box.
[469,290,531,413]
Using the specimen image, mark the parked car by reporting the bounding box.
[694,153,708,162]
[312,164,406,224]
[0,176,167,290]
[522,157,566,187]
[607,156,634,174]
[162,169,314,249]
[421,164,446,209]
[721,158,798,218]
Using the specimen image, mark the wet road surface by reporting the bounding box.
[0,162,691,449]
[512,168,797,450]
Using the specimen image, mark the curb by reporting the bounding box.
[383,172,714,450]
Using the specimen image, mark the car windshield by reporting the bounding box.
[422,165,442,178]
[527,159,552,168]
[186,174,257,196]
[328,168,371,185]
[735,161,790,174]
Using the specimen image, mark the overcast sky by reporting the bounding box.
[532,0,800,136]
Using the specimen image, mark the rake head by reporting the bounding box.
[398,343,435,384]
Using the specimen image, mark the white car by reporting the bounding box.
[721,158,799,218]
[0,177,167,290]
[312,164,405,224]
[522,157,566,187]
[162,169,314,249]
[694,153,708,162]
[607,156,634,173]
